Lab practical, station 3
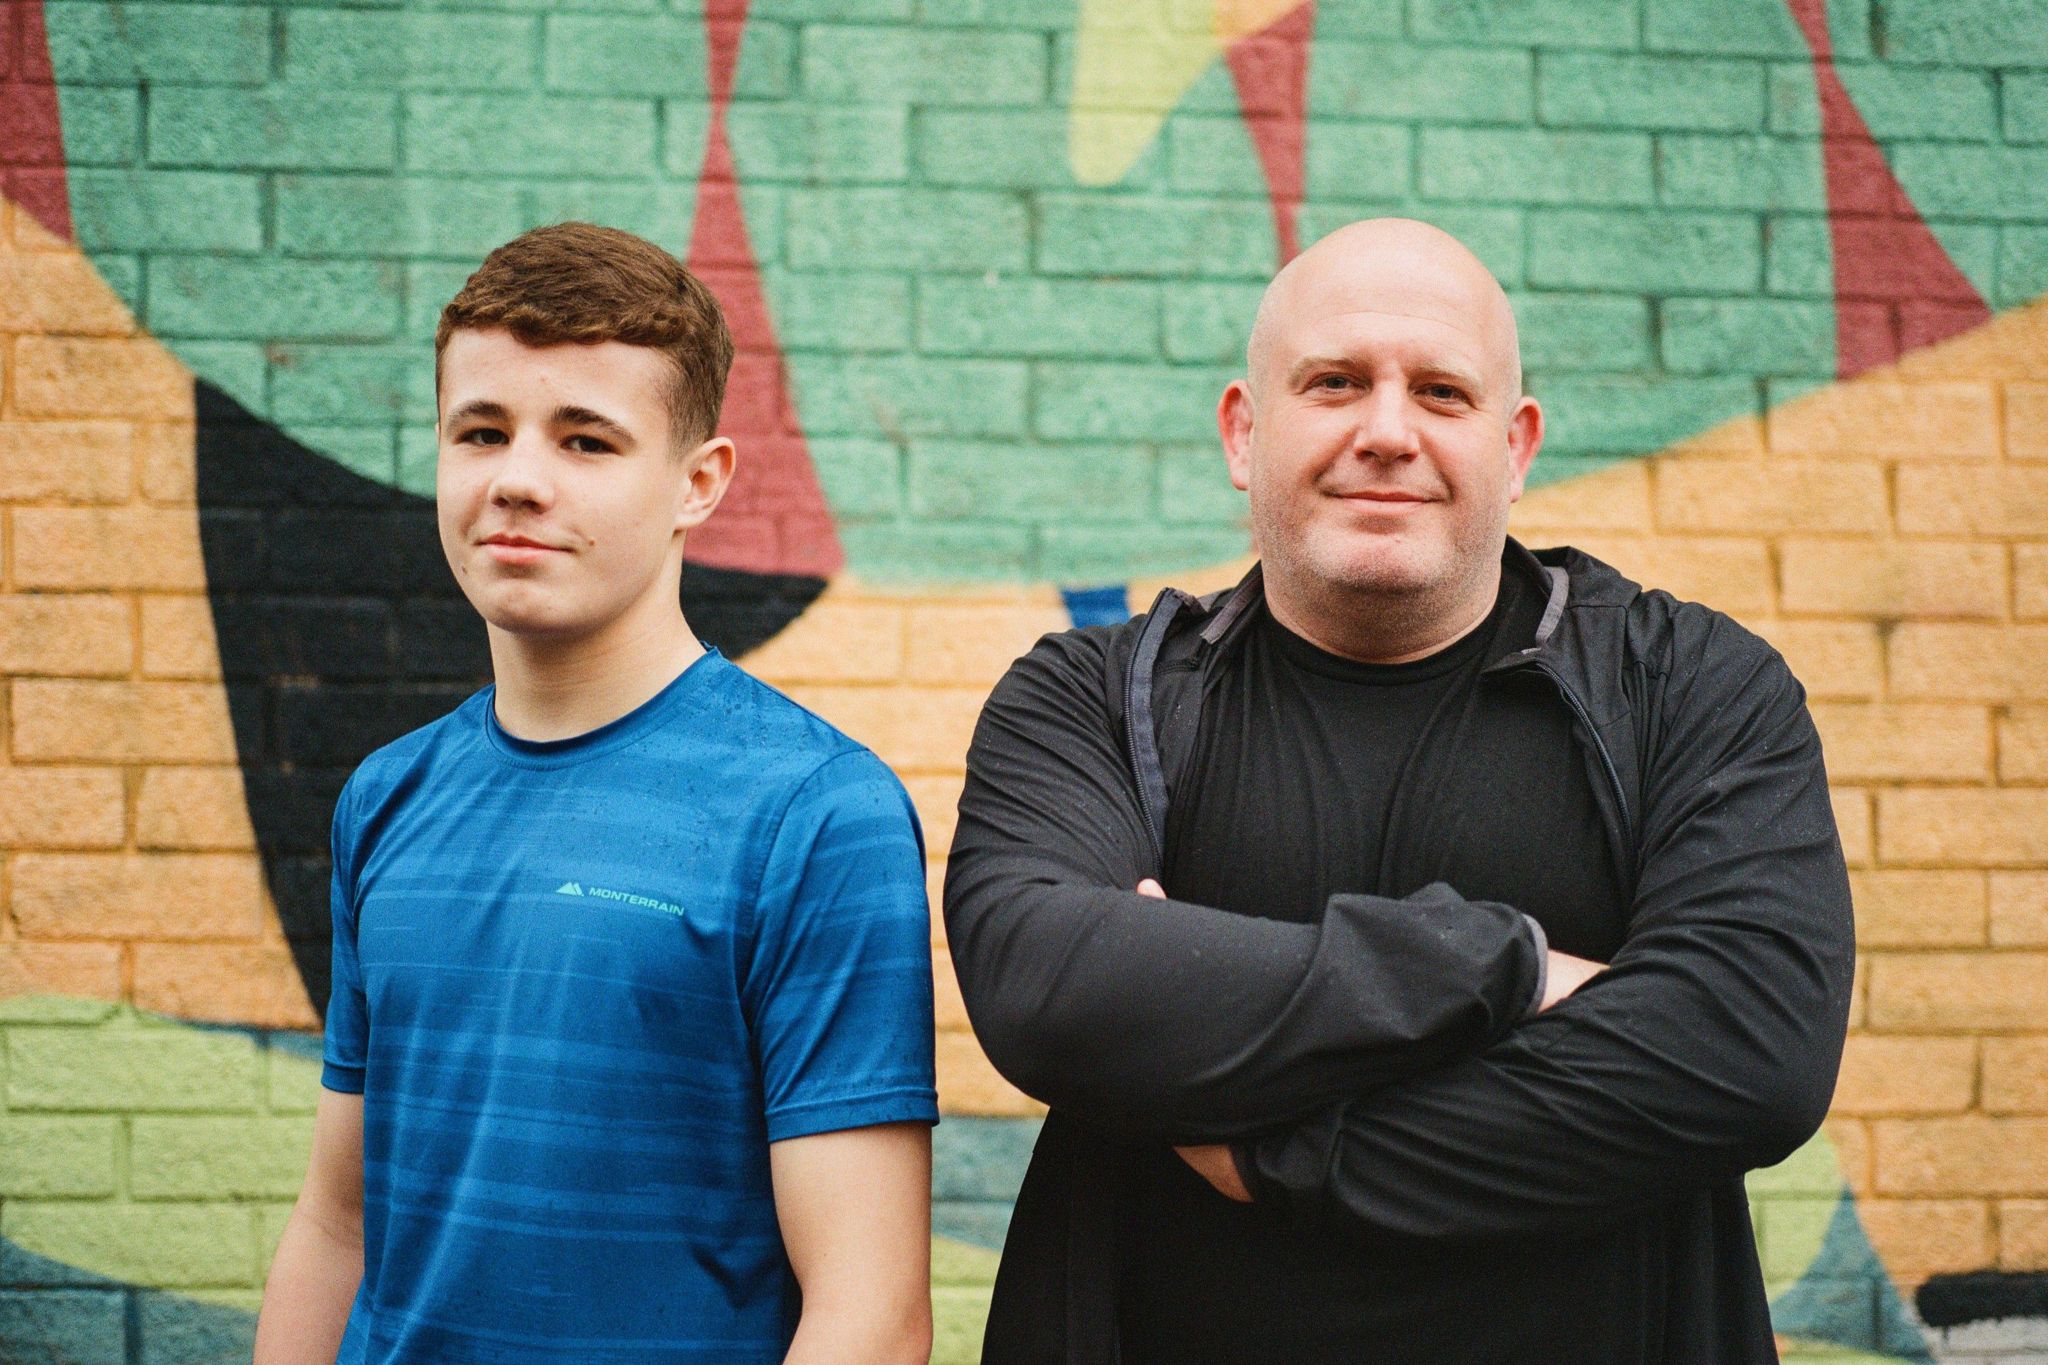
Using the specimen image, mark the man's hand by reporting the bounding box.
[1543,950,1604,1010]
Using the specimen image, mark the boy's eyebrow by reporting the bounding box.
[440,400,637,446]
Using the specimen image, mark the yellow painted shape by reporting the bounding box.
[1068,0,1305,186]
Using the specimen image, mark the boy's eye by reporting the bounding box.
[566,434,613,454]
[460,427,508,446]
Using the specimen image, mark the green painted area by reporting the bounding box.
[39,0,2048,586]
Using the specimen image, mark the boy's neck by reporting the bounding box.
[486,598,706,743]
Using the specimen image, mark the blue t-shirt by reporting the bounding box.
[322,650,938,1362]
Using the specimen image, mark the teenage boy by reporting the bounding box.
[255,222,938,1364]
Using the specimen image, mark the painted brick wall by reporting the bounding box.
[3,0,2048,1359]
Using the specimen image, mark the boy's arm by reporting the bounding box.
[254,1088,366,1363]
[773,1122,934,1365]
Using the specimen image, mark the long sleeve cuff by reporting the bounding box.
[1521,914,1549,1019]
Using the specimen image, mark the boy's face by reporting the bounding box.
[435,327,729,642]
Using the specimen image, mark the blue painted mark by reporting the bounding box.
[1061,584,1132,629]
[1770,1194,1934,1361]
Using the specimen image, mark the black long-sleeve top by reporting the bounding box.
[944,544,1855,1363]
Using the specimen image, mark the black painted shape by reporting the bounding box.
[191,381,826,1019]
[1917,1270,2048,1328]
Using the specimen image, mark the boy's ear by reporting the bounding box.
[675,436,737,533]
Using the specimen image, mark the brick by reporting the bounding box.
[1528,210,1759,293]
[1832,787,1871,866]
[1161,444,1250,527]
[44,1,270,84]
[0,422,134,503]
[133,944,317,1031]
[12,336,189,421]
[134,768,256,851]
[54,86,141,168]
[1559,533,1779,615]
[1985,1037,2048,1114]
[2019,546,2048,621]
[1889,625,2048,702]
[1880,0,2048,66]
[2010,383,2048,459]
[1161,282,1263,363]
[1660,298,1833,377]
[915,108,1159,190]
[12,679,240,762]
[0,594,131,676]
[1040,525,1248,583]
[1422,127,1652,206]
[139,595,220,678]
[917,278,1158,360]
[402,93,654,176]
[1779,540,2005,620]
[148,256,401,344]
[1868,951,2048,1030]
[800,25,1043,105]
[1646,0,1866,58]
[904,601,1066,686]
[1996,226,2048,309]
[730,600,904,686]
[905,772,963,853]
[720,104,907,184]
[2003,1200,2048,1268]
[1895,464,2048,537]
[839,522,1032,581]
[936,1029,1043,1118]
[0,1202,257,1287]
[148,87,396,172]
[1542,52,1764,131]
[12,507,204,589]
[0,942,122,1003]
[783,686,984,773]
[1653,460,1885,534]
[1882,790,2048,867]
[0,252,132,335]
[1031,362,1229,443]
[791,356,1026,439]
[909,440,1151,522]
[130,1116,314,1199]
[1992,874,2048,947]
[268,1045,323,1114]
[273,175,525,259]
[1510,460,1653,534]
[1509,294,1653,372]
[786,188,1027,272]
[1825,1117,1872,1196]
[0,1288,124,1362]
[1745,621,1882,699]
[269,344,436,425]
[1657,133,1826,212]
[1410,0,1634,46]
[1850,870,1988,948]
[1831,1035,1975,1115]
[1772,62,1994,140]
[12,853,263,940]
[1875,1116,2048,1196]
[0,1115,118,1198]
[1173,118,1400,199]
[808,438,902,518]
[1810,703,1990,783]
[6,1023,260,1111]
[0,767,126,848]
[1889,144,2048,221]
[1309,43,1530,123]
[2000,707,2048,783]
[287,11,535,88]
[1850,1199,1993,1280]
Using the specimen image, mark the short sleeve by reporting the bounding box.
[321,776,369,1095]
[745,749,938,1143]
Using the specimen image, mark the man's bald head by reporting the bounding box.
[1245,218,1522,413]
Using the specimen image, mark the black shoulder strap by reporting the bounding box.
[1123,588,1184,868]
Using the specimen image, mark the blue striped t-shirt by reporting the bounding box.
[322,650,938,1362]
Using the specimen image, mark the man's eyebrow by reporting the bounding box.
[1283,354,1358,387]
[1281,355,1489,393]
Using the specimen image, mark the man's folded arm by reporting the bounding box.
[944,628,1545,1141]
[1237,630,1856,1239]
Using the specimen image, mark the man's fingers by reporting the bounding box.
[1136,878,1167,899]
[1175,1144,1253,1202]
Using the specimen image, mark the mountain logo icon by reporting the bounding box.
[555,881,584,896]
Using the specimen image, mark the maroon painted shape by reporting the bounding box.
[685,0,842,579]
[1225,3,1315,264]
[2,0,72,240]
[1785,0,1988,378]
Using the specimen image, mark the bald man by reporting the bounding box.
[945,220,1854,1363]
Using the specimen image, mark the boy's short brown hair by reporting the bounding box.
[436,222,734,447]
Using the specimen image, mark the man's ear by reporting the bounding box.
[1504,395,1544,502]
[1219,380,1256,492]
[674,436,737,533]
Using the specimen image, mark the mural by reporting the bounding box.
[4,0,2048,1358]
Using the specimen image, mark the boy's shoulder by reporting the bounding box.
[702,655,899,799]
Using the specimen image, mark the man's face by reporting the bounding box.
[1222,254,1541,609]
[436,328,718,641]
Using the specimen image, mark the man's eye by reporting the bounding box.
[1313,375,1353,391]
[1421,385,1467,403]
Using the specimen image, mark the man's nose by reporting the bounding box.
[1350,387,1422,462]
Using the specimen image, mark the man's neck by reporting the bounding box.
[487,599,705,743]
[1264,561,1503,666]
